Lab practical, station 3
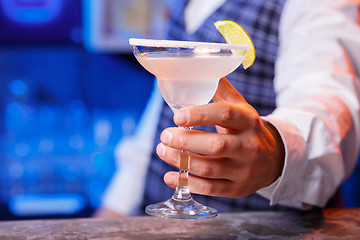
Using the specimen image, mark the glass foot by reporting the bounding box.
[145,197,218,219]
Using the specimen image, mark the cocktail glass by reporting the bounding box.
[129,38,249,219]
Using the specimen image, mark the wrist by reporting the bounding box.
[263,120,285,185]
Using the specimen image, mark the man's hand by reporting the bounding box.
[156,77,285,198]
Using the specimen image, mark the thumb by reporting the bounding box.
[213,77,247,104]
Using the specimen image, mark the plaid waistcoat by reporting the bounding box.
[141,0,292,213]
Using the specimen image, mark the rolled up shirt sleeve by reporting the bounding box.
[257,0,360,209]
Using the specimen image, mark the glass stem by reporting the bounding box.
[172,126,193,201]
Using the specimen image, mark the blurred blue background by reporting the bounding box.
[0,0,165,220]
[0,0,358,221]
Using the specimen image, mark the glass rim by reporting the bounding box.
[129,38,250,51]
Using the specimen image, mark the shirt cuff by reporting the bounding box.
[257,115,307,210]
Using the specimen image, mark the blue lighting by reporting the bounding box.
[38,138,54,154]
[92,153,111,173]
[38,106,56,124]
[61,168,78,183]
[1,0,63,24]
[0,32,155,219]
[9,79,27,96]
[6,102,23,118]
[9,193,86,216]
[14,142,31,157]
[9,163,25,179]
[88,179,105,196]
[69,135,84,150]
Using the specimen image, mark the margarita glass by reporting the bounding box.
[129,38,249,219]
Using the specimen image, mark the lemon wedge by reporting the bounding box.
[214,20,255,69]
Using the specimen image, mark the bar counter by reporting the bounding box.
[0,208,359,239]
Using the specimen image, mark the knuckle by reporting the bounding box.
[248,140,263,157]
[247,140,259,153]
[196,109,206,122]
[209,136,226,155]
[199,164,214,177]
[177,134,186,148]
[220,105,233,123]
[251,116,262,132]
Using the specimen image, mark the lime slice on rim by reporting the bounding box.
[214,20,256,69]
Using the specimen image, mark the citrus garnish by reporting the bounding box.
[214,20,255,69]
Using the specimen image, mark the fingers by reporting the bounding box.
[173,78,257,130]
[157,143,236,179]
[160,128,248,157]
[164,172,248,198]
[174,102,260,131]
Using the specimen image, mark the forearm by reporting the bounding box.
[259,95,359,209]
[257,0,360,209]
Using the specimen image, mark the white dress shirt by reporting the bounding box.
[102,0,360,215]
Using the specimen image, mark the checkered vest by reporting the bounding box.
[141,0,292,213]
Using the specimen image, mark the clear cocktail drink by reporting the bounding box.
[136,52,245,110]
[130,38,249,219]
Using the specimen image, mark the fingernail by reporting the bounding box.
[161,130,173,145]
[157,144,166,158]
[174,109,188,125]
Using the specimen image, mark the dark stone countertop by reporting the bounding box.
[0,208,359,240]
